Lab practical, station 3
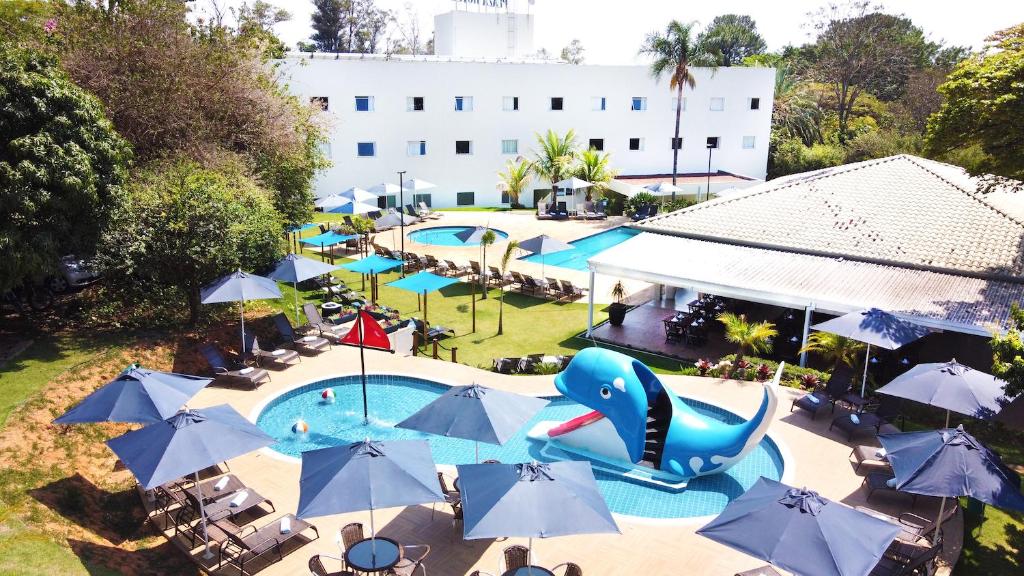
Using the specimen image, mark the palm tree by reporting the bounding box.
[574,148,618,201]
[772,63,822,146]
[479,228,496,300]
[531,129,578,207]
[639,21,717,188]
[497,239,520,335]
[717,312,777,374]
[498,158,532,206]
[798,332,864,372]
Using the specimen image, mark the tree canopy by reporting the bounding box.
[560,39,585,65]
[0,45,131,292]
[702,14,766,66]
[310,0,391,54]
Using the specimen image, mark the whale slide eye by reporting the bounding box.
[599,386,612,399]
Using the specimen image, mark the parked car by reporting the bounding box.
[47,255,101,293]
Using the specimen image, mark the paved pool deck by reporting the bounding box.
[164,346,960,576]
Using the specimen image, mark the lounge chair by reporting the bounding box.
[441,259,469,277]
[557,354,575,370]
[242,333,299,369]
[469,261,488,283]
[502,544,531,572]
[595,203,608,219]
[856,502,958,544]
[489,266,510,288]
[197,485,276,524]
[518,353,546,374]
[492,357,521,374]
[199,343,271,389]
[272,313,330,355]
[424,254,442,271]
[418,202,441,219]
[631,205,651,221]
[214,514,319,575]
[521,276,545,297]
[790,365,854,418]
[863,471,918,504]
[582,201,600,220]
[367,210,382,220]
[509,271,528,292]
[559,279,585,301]
[868,542,941,576]
[545,277,562,297]
[302,303,347,341]
[309,555,354,576]
[829,396,905,441]
[850,445,891,473]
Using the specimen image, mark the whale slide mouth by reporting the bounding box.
[547,410,606,437]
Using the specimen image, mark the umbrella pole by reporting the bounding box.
[293,280,299,325]
[370,506,377,561]
[471,278,476,333]
[945,409,951,428]
[933,496,947,546]
[422,290,428,344]
[195,471,215,559]
[475,441,479,464]
[239,301,246,359]
[528,537,533,573]
[358,314,368,424]
[860,344,871,397]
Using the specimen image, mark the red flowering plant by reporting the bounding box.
[694,358,712,376]
[755,363,773,382]
[799,373,820,390]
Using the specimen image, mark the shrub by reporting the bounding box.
[624,191,657,216]
[719,354,830,388]
[534,362,561,375]
[769,137,845,178]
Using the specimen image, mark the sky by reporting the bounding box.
[195,0,1024,64]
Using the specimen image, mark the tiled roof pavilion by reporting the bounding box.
[587,155,1024,336]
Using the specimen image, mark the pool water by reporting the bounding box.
[256,375,784,519]
[520,227,640,271]
[408,226,509,246]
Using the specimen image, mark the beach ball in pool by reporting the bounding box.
[321,388,335,403]
[292,419,309,434]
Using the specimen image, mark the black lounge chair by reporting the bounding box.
[520,276,545,297]
[631,205,651,221]
[863,471,918,505]
[243,333,300,369]
[868,542,941,576]
[559,279,585,300]
[214,514,320,575]
[830,396,905,441]
[492,357,521,374]
[856,501,958,544]
[790,365,854,418]
[199,343,271,389]
[302,303,347,341]
[272,313,330,355]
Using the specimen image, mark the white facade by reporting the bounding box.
[434,10,534,59]
[279,54,775,208]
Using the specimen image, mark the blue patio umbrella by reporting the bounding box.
[107,404,276,555]
[296,440,443,558]
[396,384,550,461]
[386,272,459,341]
[200,269,283,356]
[812,309,929,396]
[457,461,619,566]
[54,367,211,425]
[876,360,1009,426]
[327,200,379,214]
[267,253,341,322]
[697,477,902,576]
[342,255,403,300]
[300,230,359,248]
[455,226,489,244]
[879,425,1024,545]
[518,234,573,278]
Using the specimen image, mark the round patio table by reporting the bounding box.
[321,301,342,317]
[502,567,555,576]
[344,537,402,573]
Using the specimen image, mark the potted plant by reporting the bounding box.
[608,280,628,326]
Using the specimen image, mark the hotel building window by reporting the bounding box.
[356,142,374,157]
[455,140,472,155]
[631,97,647,111]
[354,96,373,111]
[710,97,725,111]
[501,139,518,154]
[749,97,760,110]
[454,96,473,111]
[742,136,756,149]
[407,140,427,156]
[456,192,475,206]
[671,137,683,150]
[591,96,606,111]
[550,97,564,111]
[503,96,519,111]
[671,97,687,111]
[629,138,643,151]
[412,193,431,207]
[407,96,425,111]
[588,138,604,151]
[707,136,720,149]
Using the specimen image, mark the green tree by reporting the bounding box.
[927,24,1024,190]
[311,0,345,52]
[560,39,585,64]
[798,332,865,372]
[990,304,1024,397]
[717,312,777,373]
[770,63,822,146]
[479,229,497,300]
[769,138,845,178]
[498,158,532,206]
[497,240,519,336]
[574,148,617,201]
[311,0,391,54]
[639,20,717,186]
[0,45,131,293]
[98,161,283,325]
[531,129,579,204]
[702,14,766,66]
[233,0,292,59]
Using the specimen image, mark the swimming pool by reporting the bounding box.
[408,226,509,246]
[520,227,640,271]
[255,375,785,519]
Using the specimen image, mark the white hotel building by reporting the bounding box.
[279,8,775,208]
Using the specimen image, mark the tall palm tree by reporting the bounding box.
[798,332,864,372]
[772,63,822,146]
[497,239,519,335]
[717,312,777,373]
[479,228,496,300]
[574,148,618,201]
[498,158,532,206]
[639,21,717,187]
[531,129,578,207]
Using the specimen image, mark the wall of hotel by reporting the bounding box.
[279,56,775,207]
[434,11,535,58]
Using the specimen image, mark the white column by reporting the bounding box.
[586,269,596,337]
[799,303,814,367]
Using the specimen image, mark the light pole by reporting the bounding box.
[397,170,406,277]
[705,142,715,203]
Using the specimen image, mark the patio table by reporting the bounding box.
[502,567,555,576]
[185,474,244,503]
[344,537,402,573]
[321,301,342,317]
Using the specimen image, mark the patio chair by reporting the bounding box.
[856,501,958,544]
[509,271,529,293]
[559,279,585,301]
[734,567,783,576]
[302,303,347,341]
[390,544,430,576]
[850,445,891,473]
[647,205,659,218]
[868,542,941,576]
[489,266,509,288]
[631,205,651,222]
[367,210,383,220]
[469,261,488,282]
[195,485,276,524]
[424,254,442,271]
[582,201,600,220]
[309,555,354,576]
[863,471,918,505]
[272,313,331,355]
[342,216,355,228]
[537,203,554,220]
[492,357,521,374]
[595,203,608,219]
[444,259,470,277]
[545,277,563,297]
[829,396,905,441]
[418,202,441,219]
[790,365,854,418]
[552,562,584,576]
[502,544,531,572]
[521,276,545,297]
[198,343,271,389]
[214,514,320,575]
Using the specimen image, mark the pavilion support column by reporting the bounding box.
[586,269,596,337]
[799,303,815,367]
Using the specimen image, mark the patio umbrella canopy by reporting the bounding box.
[368,182,402,196]
[876,360,1009,426]
[455,226,490,245]
[375,212,418,229]
[200,269,282,356]
[327,200,379,215]
[811,308,929,396]
[107,404,276,556]
[342,255,403,275]
[267,253,341,322]
[402,178,437,193]
[386,271,459,340]
[54,367,211,425]
[315,194,352,211]
[300,231,359,248]
[644,181,684,196]
[697,477,902,576]
[396,384,550,461]
[518,234,573,278]
[337,186,377,204]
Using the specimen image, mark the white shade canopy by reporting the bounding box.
[645,181,684,195]
[554,177,593,190]
[402,178,437,192]
[367,182,402,195]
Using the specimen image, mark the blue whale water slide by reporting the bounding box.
[550,347,779,480]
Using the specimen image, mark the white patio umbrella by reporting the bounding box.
[367,182,402,196]
[337,186,377,204]
[645,181,684,196]
[554,177,592,212]
[402,178,437,193]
